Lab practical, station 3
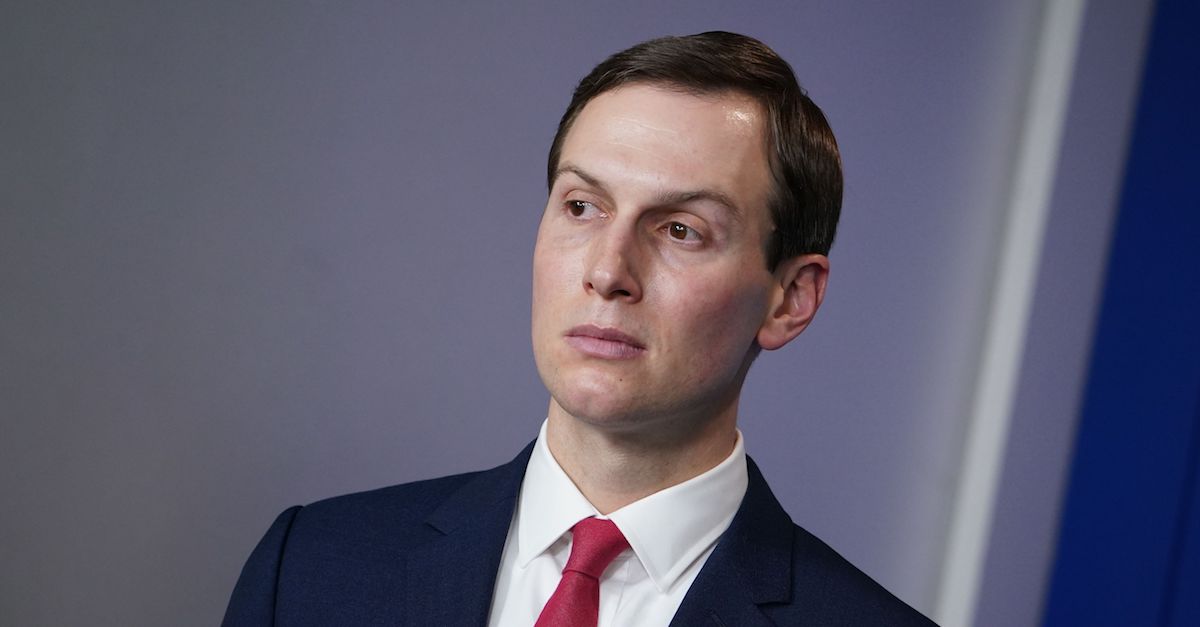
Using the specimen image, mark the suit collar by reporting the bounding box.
[395,445,795,626]
[670,456,794,626]
[423,441,534,534]
[403,442,535,626]
[517,420,751,594]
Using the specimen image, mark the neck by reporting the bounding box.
[545,403,739,514]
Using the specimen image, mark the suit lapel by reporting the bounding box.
[670,457,794,627]
[401,442,534,626]
[389,447,796,626]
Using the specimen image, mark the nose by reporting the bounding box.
[583,228,643,302]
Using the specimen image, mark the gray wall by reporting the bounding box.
[0,2,1147,625]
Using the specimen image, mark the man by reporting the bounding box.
[223,31,936,626]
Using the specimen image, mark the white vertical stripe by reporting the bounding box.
[934,1,1088,625]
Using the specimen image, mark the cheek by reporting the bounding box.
[531,239,582,328]
[533,249,574,301]
[658,275,769,353]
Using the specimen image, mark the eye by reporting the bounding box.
[565,199,600,218]
[666,222,702,242]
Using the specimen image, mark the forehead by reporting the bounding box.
[557,84,773,218]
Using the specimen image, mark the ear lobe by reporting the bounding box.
[756,254,829,351]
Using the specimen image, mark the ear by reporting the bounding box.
[756,254,830,351]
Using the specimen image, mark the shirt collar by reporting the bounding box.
[514,419,748,593]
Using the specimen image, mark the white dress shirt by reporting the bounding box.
[486,420,749,627]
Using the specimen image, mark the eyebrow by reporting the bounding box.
[552,163,745,219]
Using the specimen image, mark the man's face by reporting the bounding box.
[531,84,779,434]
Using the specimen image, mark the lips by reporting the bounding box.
[564,325,646,359]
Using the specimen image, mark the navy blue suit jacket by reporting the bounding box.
[223,443,936,625]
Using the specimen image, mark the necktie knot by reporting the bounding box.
[534,517,629,627]
[563,518,629,579]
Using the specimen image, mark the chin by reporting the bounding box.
[553,388,706,439]
[546,379,646,426]
[552,387,629,422]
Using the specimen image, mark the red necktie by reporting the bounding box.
[534,517,630,627]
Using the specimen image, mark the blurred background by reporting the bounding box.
[3,1,1195,625]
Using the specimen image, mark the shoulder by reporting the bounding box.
[280,439,535,551]
[222,471,490,626]
[224,444,534,625]
[298,471,484,527]
[780,522,938,626]
[280,465,504,558]
[734,458,937,625]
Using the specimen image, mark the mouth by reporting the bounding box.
[564,325,646,360]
